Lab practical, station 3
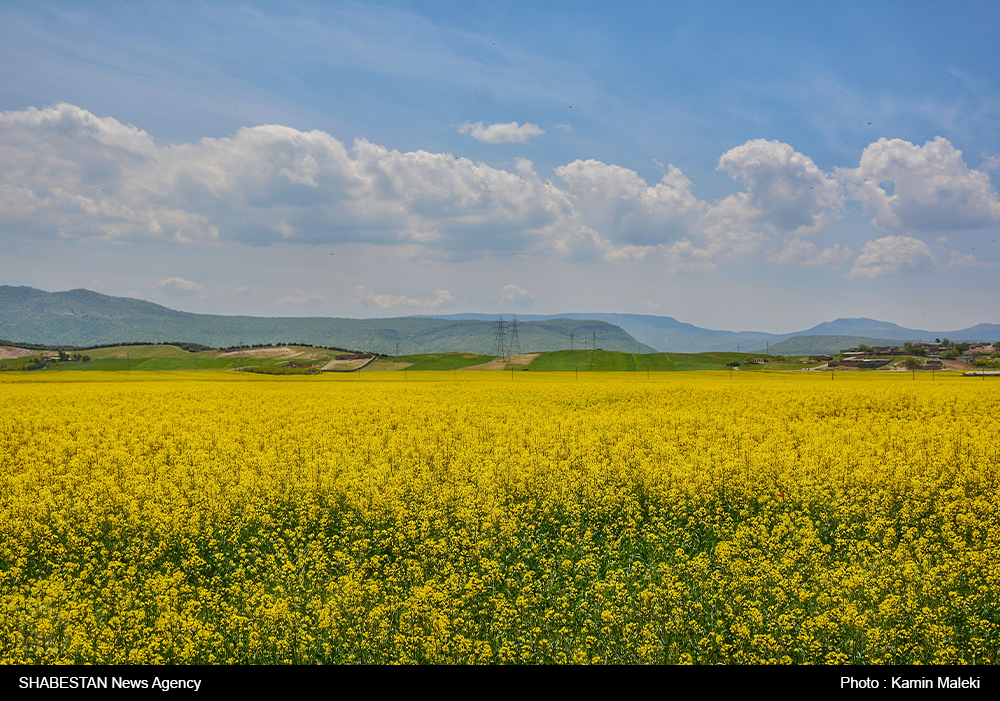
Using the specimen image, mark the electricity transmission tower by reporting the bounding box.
[235,338,247,370]
[492,316,508,361]
[508,315,522,357]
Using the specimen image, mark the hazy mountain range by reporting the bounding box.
[2,286,997,355]
[420,313,1000,354]
[0,286,654,355]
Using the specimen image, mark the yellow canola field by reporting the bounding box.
[1,370,998,664]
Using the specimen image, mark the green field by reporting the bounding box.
[3,344,827,374]
[1,344,345,373]
[527,349,793,372]
[370,352,492,371]
[528,350,651,371]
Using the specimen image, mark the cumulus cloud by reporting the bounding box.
[3,104,995,275]
[769,237,853,267]
[0,104,569,252]
[556,160,704,248]
[353,286,454,310]
[714,139,843,236]
[499,284,535,306]
[157,277,204,296]
[653,140,844,270]
[845,235,937,279]
[457,121,545,143]
[842,136,1000,231]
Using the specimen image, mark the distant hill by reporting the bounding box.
[757,335,909,357]
[418,312,783,352]
[3,286,996,354]
[0,286,654,355]
[423,313,1000,353]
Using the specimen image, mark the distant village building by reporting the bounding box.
[829,358,892,369]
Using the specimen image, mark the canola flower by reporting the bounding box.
[1,370,998,664]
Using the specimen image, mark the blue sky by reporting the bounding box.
[1,1,998,333]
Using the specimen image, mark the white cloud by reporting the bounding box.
[808,244,854,268]
[3,104,994,277]
[769,237,853,268]
[654,140,844,270]
[353,286,454,310]
[714,138,842,236]
[845,235,937,279]
[276,290,323,305]
[157,276,204,296]
[556,159,704,248]
[457,121,545,143]
[0,104,571,253]
[842,136,1000,231]
[662,240,719,273]
[499,284,535,306]
[935,236,999,268]
[981,154,1000,172]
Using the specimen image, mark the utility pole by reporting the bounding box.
[570,331,574,351]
